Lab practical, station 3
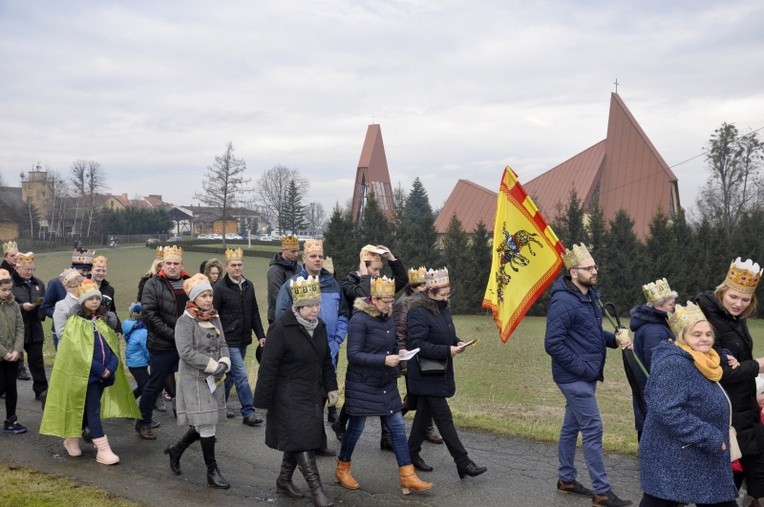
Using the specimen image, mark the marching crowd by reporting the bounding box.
[1,236,763,507]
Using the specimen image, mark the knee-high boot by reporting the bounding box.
[200,436,230,489]
[276,451,305,498]
[296,451,334,507]
[164,427,200,475]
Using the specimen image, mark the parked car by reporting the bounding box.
[224,233,243,240]
[197,233,211,240]
[167,236,182,243]
[146,238,161,247]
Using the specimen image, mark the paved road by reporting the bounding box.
[3,373,643,507]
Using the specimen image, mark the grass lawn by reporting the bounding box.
[28,243,764,456]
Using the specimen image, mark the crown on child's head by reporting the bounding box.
[371,276,395,298]
[163,245,183,262]
[425,267,449,289]
[3,241,18,254]
[724,257,763,295]
[290,275,321,307]
[155,246,165,260]
[667,301,707,338]
[642,278,676,305]
[562,243,592,270]
[225,248,244,263]
[408,267,427,285]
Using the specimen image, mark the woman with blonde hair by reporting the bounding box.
[137,248,163,301]
[695,258,764,505]
[638,302,738,506]
[203,258,224,285]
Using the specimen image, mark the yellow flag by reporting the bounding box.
[482,167,564,342]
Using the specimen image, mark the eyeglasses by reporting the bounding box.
[574,265,598,272]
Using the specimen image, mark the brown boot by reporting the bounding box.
[399,464,433,495]
[425,423,443,444]
[335,459,360,490]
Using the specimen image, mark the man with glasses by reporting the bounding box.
[544,243,632,507]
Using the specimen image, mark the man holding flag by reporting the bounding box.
[544,243,632,507]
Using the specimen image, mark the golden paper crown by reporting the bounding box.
[642,278,676,305]
[15,252,35,267]
[225,247,244,263]
[304,239,323,255]
[408,266,427,285]
[183,273,212,299]
[425,267,450,289]
[59,268,84,288]
[725,257,763,295]
[155,246,164,260]
[667,301,707,338]
[71,249,94,265]
[3,241,18,254]
[77,278,101,303]
[281,235,299,249]
[290,275,321,306]
[562,243,592,269]
[92,255,108,268]
[371,276,395,298]
[323,257,334,274]
[163,245,183,262]
[0,269,10,281]
[360,244,385,262]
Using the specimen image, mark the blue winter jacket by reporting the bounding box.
[639,341,737,504]
[544,276,617,385]
[275,266,349,368]
[406,296,458,398]
[628,304,674,432]
[122,318,150,368]
[90,322,118,386]
[344,298,403,417]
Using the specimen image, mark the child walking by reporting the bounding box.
[0,269,26,434]
[40,279,140,464]
[122,302,150,399]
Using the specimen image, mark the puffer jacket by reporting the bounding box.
[344,298,403,416]
[0,296,24,357]
[141,271,190,352]
[695,291,764,455]
[213,274,266,348]
[544,275,617,385]
[406,296,459,398]
[266,253,299,324]
[122,318,150,368]
[640,341,737,504]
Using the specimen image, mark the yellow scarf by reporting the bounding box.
[676,342,722,381]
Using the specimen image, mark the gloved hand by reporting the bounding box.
[327,390,339,407]
[615,328,632,349]
[213,361,228,379]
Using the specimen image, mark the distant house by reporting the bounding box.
[0,187,28,240]
[180,205,260,236]
[436,93,681,239]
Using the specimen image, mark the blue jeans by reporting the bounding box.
[557,380,610,494]
[138,349,179,425]
[340,411,411,467]
[224,346,255,418]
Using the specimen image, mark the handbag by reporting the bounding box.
[417,356,447,375]
[717,382,742,461]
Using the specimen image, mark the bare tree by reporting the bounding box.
[46,171,70,238]
[194,142,251,249]
[70,160,87,235]
[696,123,763,230]
[305,201,326,236]
[253,165,309,233]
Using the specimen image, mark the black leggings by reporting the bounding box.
[0,360,19,418]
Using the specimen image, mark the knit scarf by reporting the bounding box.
[293,308,319,336]
[676,342,722,381]
[185,301,218,321]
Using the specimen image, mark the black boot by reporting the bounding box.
[327,406,337,423]
[164,427,200,475]
[276,451,305,498]
[200,436,230,489]
[380,417,394,452]
[296,451,334,507]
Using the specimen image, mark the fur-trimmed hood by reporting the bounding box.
[353,297,386,318]
[407,294,447,315]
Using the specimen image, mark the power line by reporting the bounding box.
[670,124,764,169]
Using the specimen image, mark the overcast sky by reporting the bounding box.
[1,0,762,221]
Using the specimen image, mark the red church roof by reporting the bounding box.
[434,179,497,233]
[351,124,395,222]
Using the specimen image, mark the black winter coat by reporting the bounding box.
[345,299,403,417]
[254,311,337,452]
[406,296,458,398]
[342,258,408,312]
[11,272,46,345]
[266,253,299,324]
[98,279,120,331]
[695,291,764,455]
[213,274,266,348]
[141,272,190,352]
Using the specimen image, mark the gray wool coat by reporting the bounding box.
[174,311,231,427]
